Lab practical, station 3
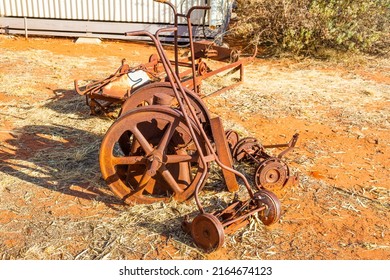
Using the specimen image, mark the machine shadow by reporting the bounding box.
[47,87,121,120]
[0,123,124,209]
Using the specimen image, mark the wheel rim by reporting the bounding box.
[232,137,264,162]
[100,106,207,204]
[254,158,289,190]
[225,129,239,152]
[191,213,225,252]
[118,83,212,153]
[255,189,281,226]
[120,82,211,134]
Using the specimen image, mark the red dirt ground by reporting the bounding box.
[0,36,389,260]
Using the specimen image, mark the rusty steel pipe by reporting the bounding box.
[154,0,210,93]
[185,6,211,94]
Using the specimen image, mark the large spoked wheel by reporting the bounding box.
[100,105,208,204]
[191,213,225,252]
[254,189,282,226]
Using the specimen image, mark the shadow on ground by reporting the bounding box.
[0,123,124,208]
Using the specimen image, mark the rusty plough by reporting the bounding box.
[78,1,299,252]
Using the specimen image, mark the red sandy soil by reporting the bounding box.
[0,36,389,260]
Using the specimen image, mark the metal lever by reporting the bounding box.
[277,133,299,159]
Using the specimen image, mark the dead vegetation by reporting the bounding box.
[0,36,389,260]
[228,0,390,55]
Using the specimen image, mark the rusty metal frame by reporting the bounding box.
[124,27,268,237]
[74,1,250,116]
[94,0,299,252]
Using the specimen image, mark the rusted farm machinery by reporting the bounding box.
[76,1,299,252]
[74,1,247,116]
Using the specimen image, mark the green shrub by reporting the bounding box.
[227,0,390,55]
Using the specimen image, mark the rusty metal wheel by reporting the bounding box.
[230,49,240,63]
[197,61,208,76]
[100,105,208,204]
[191,213,225,252]
[119,82,211,137]
[232,137,265,162]
[254,157,289,191]
[118,82,211,155]
[225,129,239,152]
[254,189,281,226]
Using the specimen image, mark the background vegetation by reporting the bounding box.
[227,0,390,56]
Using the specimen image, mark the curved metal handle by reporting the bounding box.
[187,5,210,17]
[277,133,299,159]
[74,80,88,95]
[125,27,177,38]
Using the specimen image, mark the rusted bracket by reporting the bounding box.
[262,133,299,159]
[209,117,239,192]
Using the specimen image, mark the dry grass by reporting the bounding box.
[0,36,389,260]
[213,60,390,128]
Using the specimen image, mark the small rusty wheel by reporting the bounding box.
[191,213,225,252]
[232,137,264,162]
[197,61,208,76]
[254,157,289,191]
[230,49,240,63]
[100,106,208,204]
[225,129,239,152]
[254,189,281,226]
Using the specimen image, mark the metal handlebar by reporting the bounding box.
[125,27,177,38]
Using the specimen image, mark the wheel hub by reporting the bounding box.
[254,158,289,190]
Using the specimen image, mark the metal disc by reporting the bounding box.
[225,129,239,152]
[230,49,240,63]
[99,106,208,204]
[232,137,264,162]
[254,189,282,226]
[197,61,208,76]
[254,157,289,190]
[191,213,225,252]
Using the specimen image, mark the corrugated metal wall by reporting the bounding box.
[0,0,231,41]
[0,0,213,24]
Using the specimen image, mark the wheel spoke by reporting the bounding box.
[178,161,191,186]
[136,168,152,192]
[165,154,197,163]
[157,118,179,153]
[159,166,184,194]
[131,125,154,155]
[111,156,146,166]
[130,135,141,155]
